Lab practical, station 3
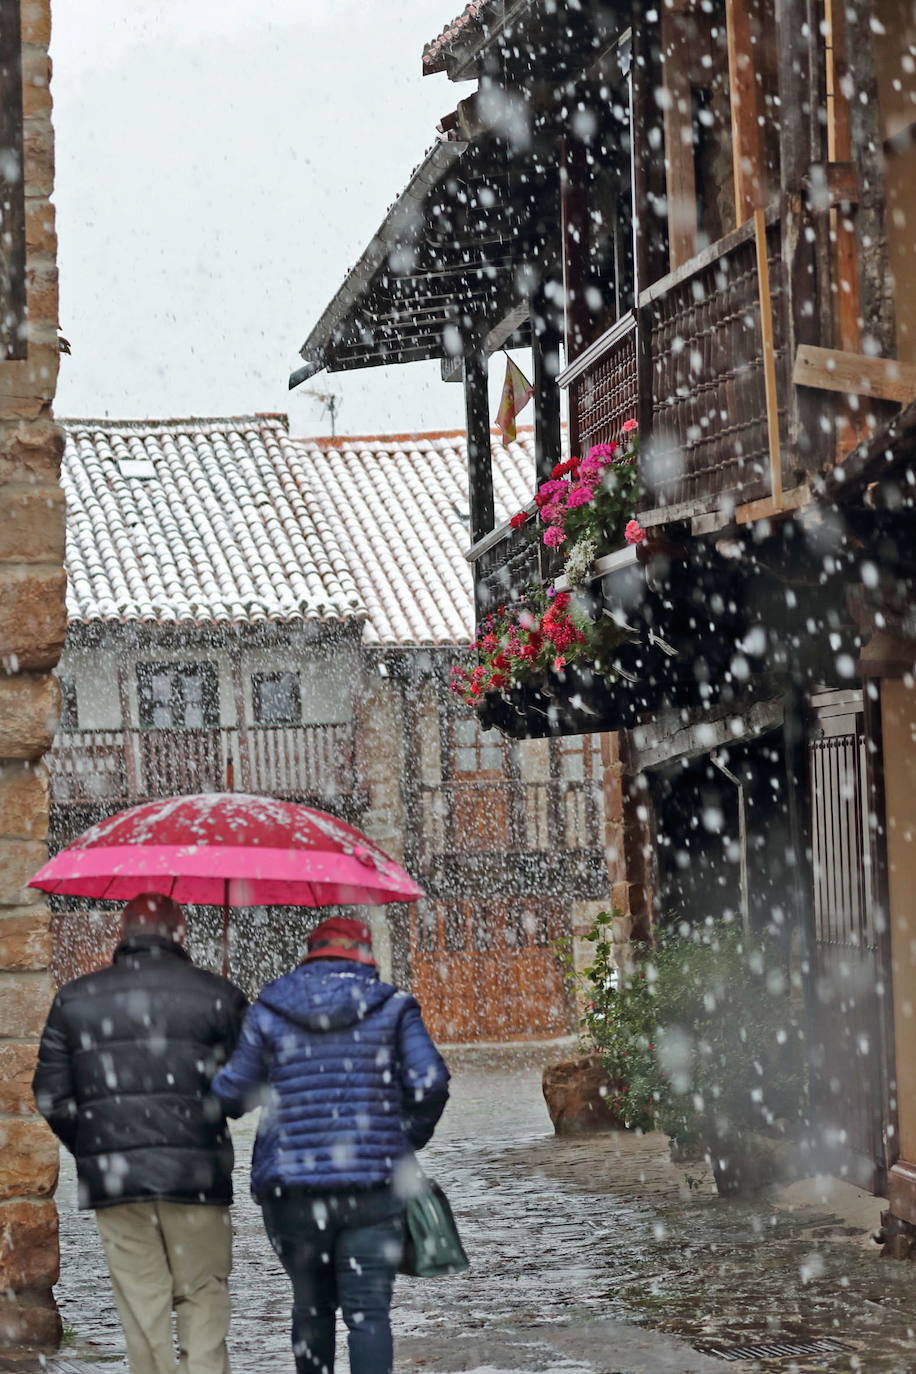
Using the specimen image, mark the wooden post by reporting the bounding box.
[631,0,660,442]
[725,0,765,222]
[776,0,833,471]
[463,328,494,545]
[559,134,591,363]
[661,5,698,270]
[753,208,783,507]
[531,276,563,482]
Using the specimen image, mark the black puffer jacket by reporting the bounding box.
[33,935,248,1210]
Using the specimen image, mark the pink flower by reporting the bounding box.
[566,484,595,509]
[539,500,565,525]
[625,519,646,545]
[543,525,567,548]
[586,442,617,463]
[553,656,567,671]
[622,419,638,434]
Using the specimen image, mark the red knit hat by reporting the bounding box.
[304,915,376,967]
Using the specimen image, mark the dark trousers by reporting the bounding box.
[262,1187,404,1374]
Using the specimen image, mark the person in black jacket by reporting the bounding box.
[33,892,248,1374]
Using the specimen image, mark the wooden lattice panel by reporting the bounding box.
[475,523,541,616]
[570,325,639,455]
[646,225,788,512]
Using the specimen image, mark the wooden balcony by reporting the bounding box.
[561,211,790,525]
[468,213,796,618]
[49,722,359,808]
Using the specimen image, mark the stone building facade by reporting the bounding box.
[0,0,65,1350]
[50,417,642,1042]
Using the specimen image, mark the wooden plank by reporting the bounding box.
[661,9,698,270]
[754,207,783,506]
[725,0,765,221]
[793,345,916,404]
[556,310,637,390]
[734,483,813,524]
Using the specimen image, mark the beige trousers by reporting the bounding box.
[96,1201,232,1374]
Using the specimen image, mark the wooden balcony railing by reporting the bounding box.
[49,723,358,807]
[642,213,788,516]
[418,777,605,856]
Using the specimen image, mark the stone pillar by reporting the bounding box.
[0,0,65,1350]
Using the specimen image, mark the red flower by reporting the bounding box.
[509,511,529,529]
[551,458,579,479]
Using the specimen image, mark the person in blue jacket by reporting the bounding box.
[212,914,450,1374]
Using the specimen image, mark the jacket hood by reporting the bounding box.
[257,959,397,1031]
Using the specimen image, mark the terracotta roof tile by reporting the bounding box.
[62,416,536,646]
[423,0,492,74]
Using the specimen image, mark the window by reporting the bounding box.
[58,676,78,730]
[0,0,26,361]
[416,902,439,953]
[137,662,218,729]
[449,715,506,779]
[443,906,467,952]
[252,672,301,725]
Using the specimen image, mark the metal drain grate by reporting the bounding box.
[696,1337,852,1362]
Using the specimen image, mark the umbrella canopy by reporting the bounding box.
[31,792,424,907]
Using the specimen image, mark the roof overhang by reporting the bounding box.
[290,131,547,389]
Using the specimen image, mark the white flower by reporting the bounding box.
[564,535,598,587]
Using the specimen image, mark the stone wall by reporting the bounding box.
[0,0,64,1350]
[566,731,655,997]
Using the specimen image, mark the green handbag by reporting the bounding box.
[399,1177,470,1278]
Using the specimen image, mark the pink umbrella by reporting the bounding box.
[31,792,424,973]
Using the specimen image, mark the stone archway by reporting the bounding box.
[0,0,67,1348]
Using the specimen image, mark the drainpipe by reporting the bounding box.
[712,753,750,939]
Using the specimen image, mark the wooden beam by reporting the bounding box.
[793,345,916,405]
[725,0,765,221]
[661,8,698,270]
[753,207,783,507]
[734,483,813,525]
[463,331,494,546]
[531,276,563,483]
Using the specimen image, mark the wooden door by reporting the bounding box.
[409,900,573,1043]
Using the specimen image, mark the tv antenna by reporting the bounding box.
[301,388,342,438]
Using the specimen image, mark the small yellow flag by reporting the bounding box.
[495,356,533,444]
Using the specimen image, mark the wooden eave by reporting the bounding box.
[290,135,552,387]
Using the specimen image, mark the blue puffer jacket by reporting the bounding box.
[211,960,450,1198]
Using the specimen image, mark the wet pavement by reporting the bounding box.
[41,1048,916,1373]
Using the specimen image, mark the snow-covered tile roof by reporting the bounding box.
[62,416,536,645]
[290,430,535,645]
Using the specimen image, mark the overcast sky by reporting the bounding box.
[50,0,510,438]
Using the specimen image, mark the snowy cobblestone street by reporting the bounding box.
[44,1050,916,1374]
